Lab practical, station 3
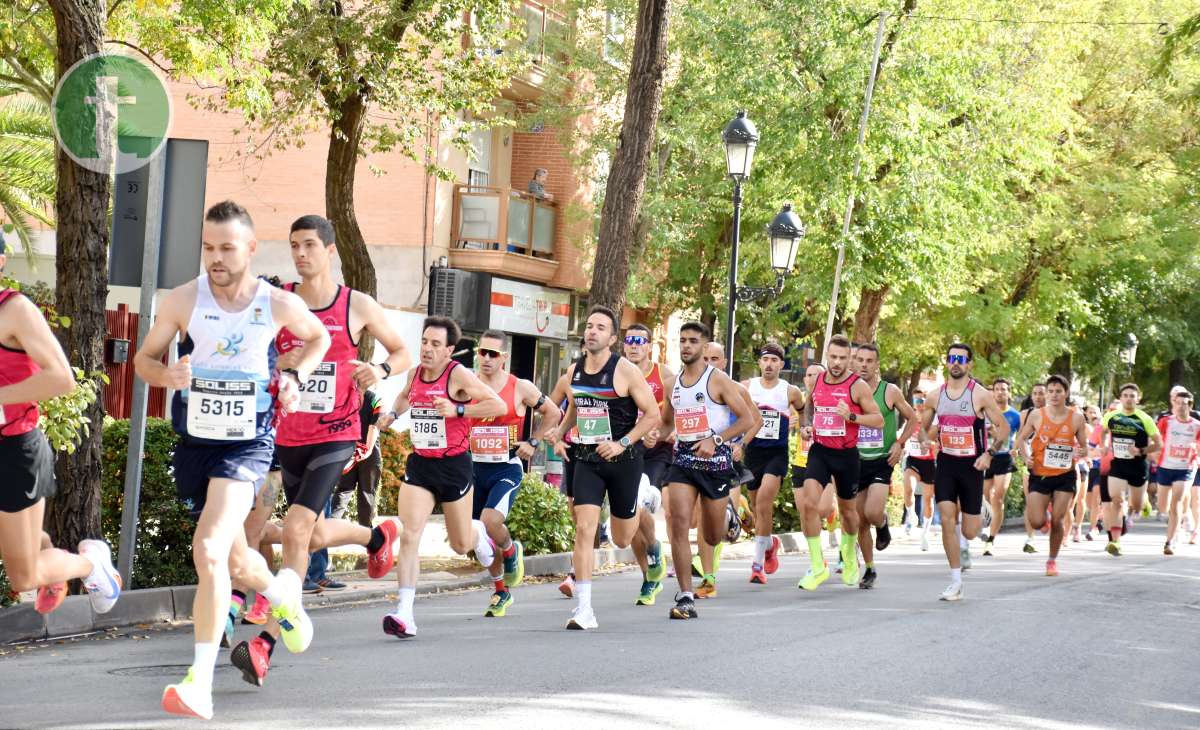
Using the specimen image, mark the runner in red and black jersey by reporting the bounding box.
[623,323,670,605]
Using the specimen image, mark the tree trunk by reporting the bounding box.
[1050,351,1072,378]
[907,367,923,398]
[851,284,889,344]
[588,0,670,315]
[46,0,109,560]
[325,90,378,360]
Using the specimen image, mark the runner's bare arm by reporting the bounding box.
[271,288,330,382]
[1145,427,1163,458]
[377,369,416,429]
[548,366,578,444]
[133,285,193,390]
[715,370,757,444]
[1014,410,1039,461]
[921,389,940,443]
[619,358,661,446]
[890,385,920,465]
[521,378,562,444]
[0,294,75,405]
[349,292,413,389]
[977,389,1011,453]
[444,366,505,419]
[734,380,763,444]
[847,379,884,428]
[1073,412,1090,459]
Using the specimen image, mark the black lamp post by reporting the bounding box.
[734,203,805,301]
[721,110,758,374]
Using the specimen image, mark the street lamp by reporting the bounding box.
[1118,332,1139,375]
[734,203,805,302]
[721,110,758,374]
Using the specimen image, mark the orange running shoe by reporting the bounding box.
[35,582,67,614]
[1045,559,1059,577]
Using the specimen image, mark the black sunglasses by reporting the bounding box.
[624,335,648,346]
[476,348,505,359]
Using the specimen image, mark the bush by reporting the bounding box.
[506,472,574,555]
[101,418,198,588]
[0,562,14,608]
[773,471,803,534]
[377,429,413,516]
[1005,462,1028,518]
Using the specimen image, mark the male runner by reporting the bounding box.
[549,370,581,597]
[1014,375,1089,576]
[1016,383,1047,553]
[853,343,919,588]
[1099,383,1161,556]
[623,323,670,605]
[0,281,121,618]
[1082,405,1104,540]
[741,342,804,584]
[548,306,660,630]
[231,215,410,684]
[470,329,561,615]
[797,335,883,591]
[134,201,329,718]
[981,378,1022,555]
[905,390,939,552]
[659,322,756,618]
[376,316,506,637]
[1155,389,1200,554]
[919,342,1010,601]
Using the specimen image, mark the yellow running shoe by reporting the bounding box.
[798,563,830,591]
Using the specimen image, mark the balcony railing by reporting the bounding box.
[519,0,568,69]
[450,183,561,283]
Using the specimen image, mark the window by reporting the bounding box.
[468,128,492,188]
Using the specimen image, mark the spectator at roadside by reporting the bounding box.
[332,387,384,528]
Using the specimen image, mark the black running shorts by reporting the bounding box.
[572,455,644,519]
[857,456,894,491]
[405,452,474,504]
[277,441,358,513]
[745,446,788,490]
[934,453,984,515]
[805,442,860,500]
[983,452,1015,479]
[1029,471,1077,496]
[666,464,734,501]
[1108,458,1148,489]
[905,457,936,485]
[0,429,56,513]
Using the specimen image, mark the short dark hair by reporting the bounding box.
[1046,374,1071,391]
[913,388,925,396]
[1118,382,1140,395]
[680,321,711,340]
[1031,381,1047,390]
[479,329,508,349]
[828,334,851,351]
[423,316,461,347]
[205,200,254,230]
[991,377,1011,388]
[759,342,785,360]
[946,342,973,361]
[586,305,618,331]
[626,323,651,336]
[290,215,335,246]
[856,342,879,358]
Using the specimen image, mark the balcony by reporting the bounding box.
[449,183,561,284]
[508,1,568,99]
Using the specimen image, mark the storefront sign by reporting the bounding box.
[489,277,570,340]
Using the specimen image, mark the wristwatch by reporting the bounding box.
[987,447,998,457]
[712,433,725,447]
[848,412,857,423]
[456,404,466,417]
[528,437,542,449]
[377,361,392,378]
[619,435,632,448]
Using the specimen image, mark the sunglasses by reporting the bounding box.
[947,354,969,365]
[476,348,505,359]
[624,335,649,346]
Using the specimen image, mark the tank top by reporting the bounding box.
[810,371,862,450]
[469,373,524,462]
[935,379,986,459]
[274,284,360,446]
[643,362,673,461]
[171,275,277,443]
[671,364,733,472]
[857,381,897,460]
[1031,407,1077,477]
[409,360,471,457]
[571,352,639,462]
[1158,415,1200,470]
[0,289,41,438]
[748,377,790,449]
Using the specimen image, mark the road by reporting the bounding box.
[4,521,1199,729]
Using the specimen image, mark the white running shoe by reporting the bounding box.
[566,606,598,631]
[939,582,964,602]
[78,539,121,614]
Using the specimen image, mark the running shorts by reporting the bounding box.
[790,465,806,490]
[472,458,524,519]
[1088,466,1100,491]
[1029,471,1077,496]
[665,463,734,501]
[858,456,894,491]
[745,446,788,490]
[277,441,358,513]
[173,435,273,519]
[983,453,1014,479]
[1109,458,1148,488]
[934,453,984,515]
[805,442,860,500]
[643,458,669,490]
[0,429,56,513]
[405,452,474,504]
[905,457,936,486]
[572,455,644,519]
[1155,466,1197,487]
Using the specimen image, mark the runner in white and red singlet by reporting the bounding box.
[1155,389,1200,555]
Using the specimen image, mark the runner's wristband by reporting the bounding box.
[377,361,392,378]
[281,368,301,383]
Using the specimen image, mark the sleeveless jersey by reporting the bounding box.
[748,377,790,449]
[643,362,673,461]
[857,381,897,460]
[171,275,277,443]
[1031,407,1077,477]
[810,371,862,450]
[409,360,471,457]
[0,289,41,438]
[935,379,986,459]
[1158,415,1200,470]
[469,373,524,462]
[275,284,360,446]
[671,364,733,472]
[571,352,639,462]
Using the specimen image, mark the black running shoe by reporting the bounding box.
[859,567,877,589]
[669,593,698,620]
[875,521,891,552]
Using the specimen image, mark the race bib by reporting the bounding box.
[939,424,976,457]
[1112,437,1134,460]
[758,410,781,440]
[187,379,256,441]
[1042,443,1073,470]
[858,426,884,450]
[297,362,337,413]
[577,405,613,444]
[470,426,510,463]
[1165,442,1194,468]
[410,407,447,449]
[675,405,711,443]
[814,406,845,437]
[906,439,929,458]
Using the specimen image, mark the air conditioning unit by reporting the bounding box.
[428,267,491,333]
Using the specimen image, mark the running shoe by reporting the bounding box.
[484,590,513,617]
[859,567,877,590]
[798,563,830,591]
[503,539,526,588]
[1023,540,1037,554]
[982,538,994,557]
[960,547,972,571]
[841,549,860,586]
[230,637,271,687]
[316,577,346,591]
[749,566,767,585]
[558,574,576,598]
[1190,528,1198,545]
[243,593,270,625]
[669,593,697,620]
[1085,528,1095,542]
[764,535,782,574]
[367,518,399,579]
[712,542,724,573]
[696,578,718,598]
[1045,559,1058,577]
[920,530,930,552]
[221,612,235,649]
[161,669,213,720]
[939,582,964,602]
[34,582,67,614]
[273,573,313,653]
[566,606,598,630]
[1072,527,1081,543]
[875,521,892,552]
[1105,541,1122,557]
[636,580,663,605]
[646,541,666,583]
[382,612,418,638]
[78,539,121,614]
[1164,542,1174,556]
